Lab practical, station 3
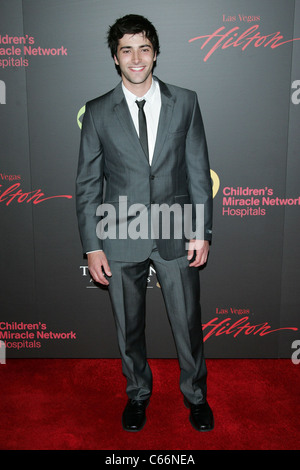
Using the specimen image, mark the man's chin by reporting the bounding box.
[122,70,153,86]
[126,76,149,85]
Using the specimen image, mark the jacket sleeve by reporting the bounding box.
[76,102,104,254]
[185,92,213,241]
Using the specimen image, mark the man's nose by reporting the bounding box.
[132,50,141,63]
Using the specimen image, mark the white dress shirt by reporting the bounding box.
[122,78,161,165]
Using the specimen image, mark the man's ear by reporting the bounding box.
[114,54,119,66]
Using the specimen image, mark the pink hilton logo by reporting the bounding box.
[189,25,300,61]
[0,183,72,205]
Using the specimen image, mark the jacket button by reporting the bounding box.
[150,175,155,180]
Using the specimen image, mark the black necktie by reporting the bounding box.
[136,99,149,159]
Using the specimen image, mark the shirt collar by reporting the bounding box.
[122,78,158,106]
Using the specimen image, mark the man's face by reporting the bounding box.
[114,33,156,91]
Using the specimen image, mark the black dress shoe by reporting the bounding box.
[122,399,149,432]
[184,397,214,432]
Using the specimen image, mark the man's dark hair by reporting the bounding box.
[107,14,160,60]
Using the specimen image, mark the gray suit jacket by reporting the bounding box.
[76,78,212,262]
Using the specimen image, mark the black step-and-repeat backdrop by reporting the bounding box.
[1,0,299,359]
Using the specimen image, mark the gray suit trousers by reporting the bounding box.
[107,245,207,405]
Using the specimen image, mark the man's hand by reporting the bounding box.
[87,251,112,286]
[187,240,210,267]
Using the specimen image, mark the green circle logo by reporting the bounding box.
[77,105,86,129]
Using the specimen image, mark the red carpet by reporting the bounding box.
[0,359,299,450]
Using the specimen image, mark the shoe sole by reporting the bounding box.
[122,417,146,432]
[189,416,214,432]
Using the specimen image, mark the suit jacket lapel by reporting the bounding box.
[112,82,149,164]
[111,79,175,167]
[151,79,175,168]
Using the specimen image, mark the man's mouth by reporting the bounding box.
[129,66,145,72]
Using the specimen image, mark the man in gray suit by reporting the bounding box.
[76,14,213,432]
